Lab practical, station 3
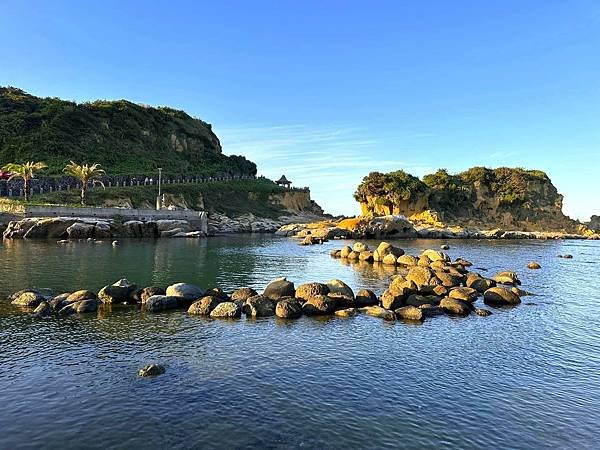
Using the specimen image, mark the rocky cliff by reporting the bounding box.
[0,87,255,176]
[355,167,580,232]
[587,215,600,232]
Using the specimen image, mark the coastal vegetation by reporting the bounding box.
[354,166,577,232]
[63,161,106,205]
[1,161,47,201]
[0,87,256,177]
[6,178,313,219]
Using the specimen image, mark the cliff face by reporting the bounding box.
[588,215,600,232]
[355,167,579,232]
[0,87,256,176]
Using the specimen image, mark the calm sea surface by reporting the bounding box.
[1,235,599,449]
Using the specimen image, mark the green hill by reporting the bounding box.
[0,87,256,176]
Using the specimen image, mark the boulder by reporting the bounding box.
[73,298,99,313]
[66,222,96,239]
[243,295,275,317]
[362,306,396,321]
[59,298,99,314]
[449,287,478,303]
[330,249,341,258]
[302,295,336,315]
[275,298,302,319]
[380,289,405,310]
[382,253,398,265]
[49,293,72,311]
[389,277,416,296]
[145,295,179,312]
[406,266,434,287]
[206,287,230,301]
[11,291,46,308]
[295,282,329,302]
[33,301,53,317]
[188,296,221,315]
[419,304,445,317]
[347,251,360,260]
[263,277,295,300]
[466,275,496,292]
[231,287,258,303]
[340,246,353,258]
[98,279,137,304]
[358,251,374,262]
[405,294,437,307]
[483,287,521,306]
[66,289,98,304]
[434,272,464,288]
[210,302,242,318]
[397,254,418,266]
[352,242,368,253]
[454,258,473,267]
[432,285,448,297]
[328,292,356,308]
[422,249,450,262]
[166,283,205,301]
[439,297,471,316]
[139,286,166,303]
[527,261,541,269]
[326,279,354,298]
[335,308,357,318]
[395,305,424,321]
[355,289,378,307]
[138,364,165,377]
[493,271,521,286]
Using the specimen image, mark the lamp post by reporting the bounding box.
[156,167,163,210]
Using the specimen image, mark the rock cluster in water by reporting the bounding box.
[2,217,205,239]
[6,242,532,323]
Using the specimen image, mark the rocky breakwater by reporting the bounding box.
[277,214,598,241]
[277,215,417,241]
[329,241,534,320]
[2,217,205,239]
[7,246,532,325]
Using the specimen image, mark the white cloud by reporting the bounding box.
[215,123,434,216]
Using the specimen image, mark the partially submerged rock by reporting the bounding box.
[483,287,521,306]
[275,298,302,319]
[263,277,295,300]
[138,364,165,377]
[210,301,242,318]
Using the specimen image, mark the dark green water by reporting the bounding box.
[1,235,599,449]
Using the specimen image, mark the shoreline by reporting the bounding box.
[1,213,599,241]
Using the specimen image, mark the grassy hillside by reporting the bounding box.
[0,87,256,176]
[24,179,304,219]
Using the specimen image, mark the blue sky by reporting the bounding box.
[1,0,599,219]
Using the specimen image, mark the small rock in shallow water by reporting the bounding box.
[33,301,53,317]
[559,254,573,259]
[275,298,302,319]
[112,240,119,246]
[527,261,541,269]
[138,364,165,377]
[475,308,493,317]
[440,244,450,250]
[334,308,357,318]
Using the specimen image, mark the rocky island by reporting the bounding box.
[279,167,599,241]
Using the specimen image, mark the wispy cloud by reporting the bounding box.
[215,123,434,215]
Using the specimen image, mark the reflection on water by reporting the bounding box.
[1,235,600,449]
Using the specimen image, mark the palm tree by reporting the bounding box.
[63,161,106,205]
[2,161,48,201]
